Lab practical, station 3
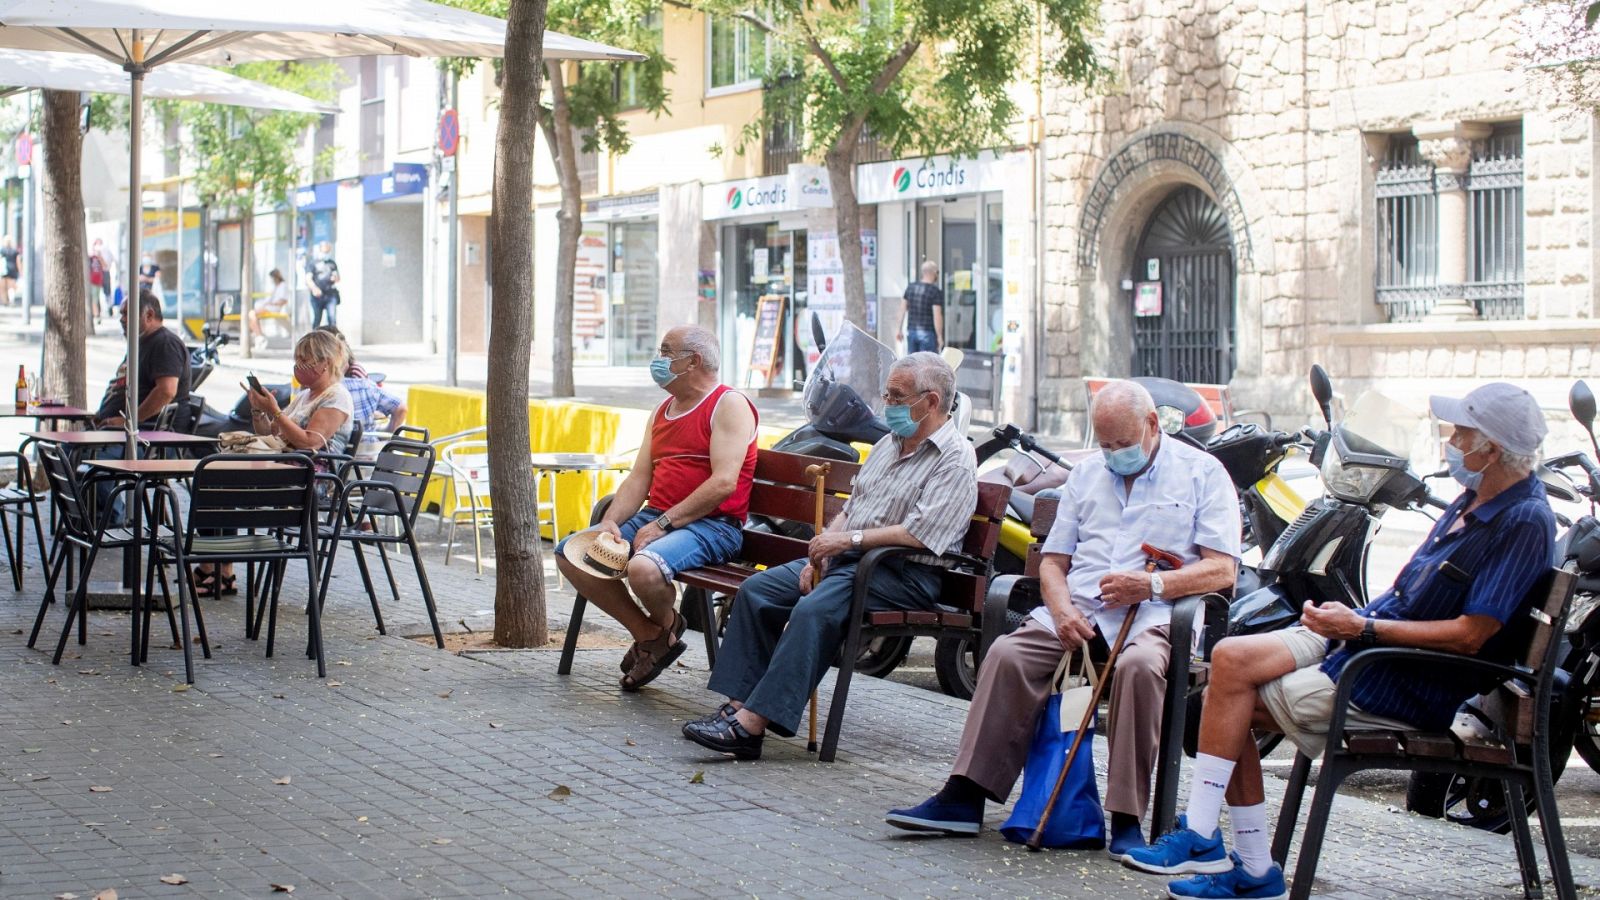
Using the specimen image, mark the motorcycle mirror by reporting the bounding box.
[810,311,827,353]
[1309,364,1334,426]
[1570,380,1596,433]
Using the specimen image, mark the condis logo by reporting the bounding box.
[892,167,911,193]
[727,187,743,210]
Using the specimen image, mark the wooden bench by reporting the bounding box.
[556,447,1011,763]
[1269,567,1578,900]
[982,494,1230,840]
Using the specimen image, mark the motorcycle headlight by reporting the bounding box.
[1320,450,1390,504]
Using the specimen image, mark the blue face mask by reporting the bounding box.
[885,400,924,438]
[1445,443,1486,492]
[1102,429,1150,476]
[650,355,680,388]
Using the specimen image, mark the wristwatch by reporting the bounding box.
[850,530,864,548]
[653,512,674,532]
[1359,617,1379,647]
[1149,572,1165,601]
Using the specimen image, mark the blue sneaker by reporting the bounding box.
[1167,853,1287,900]
[1123,815,1231,875]
[885,795,982,836]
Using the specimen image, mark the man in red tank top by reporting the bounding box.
[556,325,758,691]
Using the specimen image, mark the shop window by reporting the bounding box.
[1374,135,1438,322]
[1466,122,1524,319]
[708,13,768,92]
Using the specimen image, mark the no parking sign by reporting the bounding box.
[438,109,459,157]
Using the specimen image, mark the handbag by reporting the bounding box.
[999,650,1106,849]
[219,430,289,454]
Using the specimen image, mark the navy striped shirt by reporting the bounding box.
[1321,471,1556,729]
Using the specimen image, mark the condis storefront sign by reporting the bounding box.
[702,165,834,221]
[855,152,1008,204]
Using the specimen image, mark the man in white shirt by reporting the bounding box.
[885,380,1239,858]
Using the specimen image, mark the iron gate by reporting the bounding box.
[1132,186,1236,384]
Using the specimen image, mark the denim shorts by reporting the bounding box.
[556,507,744,581]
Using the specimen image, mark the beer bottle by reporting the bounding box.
[13,364,26,411]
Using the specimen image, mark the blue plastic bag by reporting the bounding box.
[999,660,1106,849]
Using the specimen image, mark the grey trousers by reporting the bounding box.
[706,554,940,737]
[952,617,1172,819]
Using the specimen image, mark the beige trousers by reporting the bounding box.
[951,616,1170,818]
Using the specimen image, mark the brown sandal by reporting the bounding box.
[620,614,687,692]
[620,611,687,673]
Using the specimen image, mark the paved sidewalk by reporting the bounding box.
[2,522,1597,899]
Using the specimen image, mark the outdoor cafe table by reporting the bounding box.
[81,457,299,667]
[0,404,96,430]
[22,430,219,458]
[528,452,628,588]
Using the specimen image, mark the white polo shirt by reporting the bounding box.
[1032,435,1241,641]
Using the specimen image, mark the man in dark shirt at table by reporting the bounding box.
[94,290,192,430]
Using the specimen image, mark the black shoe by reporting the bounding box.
[686,702,738,728]
[682,714,764,760]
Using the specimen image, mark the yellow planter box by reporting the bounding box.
[409,384,791,542]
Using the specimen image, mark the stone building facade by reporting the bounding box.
[1038,0,1597,440]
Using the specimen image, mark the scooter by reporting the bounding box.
[1405,379,1600,832]
[186,324,230,391]
[1228,365,1447,638]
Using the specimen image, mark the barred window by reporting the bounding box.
[1375,135,1439,322]
[1466,123,1524,319]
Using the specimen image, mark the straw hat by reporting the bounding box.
[563,530,631,580]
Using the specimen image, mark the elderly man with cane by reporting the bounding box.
[681,351,978,760]
[885,380,1240,858]
[1125,382,1555,900]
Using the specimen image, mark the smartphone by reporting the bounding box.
[246,371,264,394]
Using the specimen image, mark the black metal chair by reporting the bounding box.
[149,454,327,679]
[26,442,191,676]
[313,438,444,647]
[0,449,48,591]
[1270,567,1578,900]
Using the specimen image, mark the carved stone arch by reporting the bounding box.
[1076,124,1272,275]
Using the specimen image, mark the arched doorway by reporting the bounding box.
[1131,186,1236,384]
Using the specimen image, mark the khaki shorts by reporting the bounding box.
[1258,626,1416,758]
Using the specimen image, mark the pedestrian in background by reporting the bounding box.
[305,241,341,329]
[137,252,162,302]
[248,268,292,352]
[898,260,945,354]
[1,235,21,308]
[87,240,111,323]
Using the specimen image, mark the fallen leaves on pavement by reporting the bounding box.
[547,785,572,800]
[159,874,188,885]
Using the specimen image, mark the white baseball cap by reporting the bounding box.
[1429,383,1548,456]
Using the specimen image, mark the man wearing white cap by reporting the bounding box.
[1126,382,1556,900]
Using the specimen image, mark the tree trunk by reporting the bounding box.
[541,63,580,398]
[489,0,551,649]
[826,137,869,329]
[40,90,88,408]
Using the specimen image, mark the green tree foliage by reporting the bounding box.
[694,0,1104,326]
[441,0,669,396]
[158,62,341,215]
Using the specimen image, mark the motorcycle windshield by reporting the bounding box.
[803,322,896,442]
[1342,389,1431,465]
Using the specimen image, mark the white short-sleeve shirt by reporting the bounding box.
[1032,436,1241,640]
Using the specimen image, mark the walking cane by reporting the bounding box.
[1027,543,1184,851]
[804,462,831,754]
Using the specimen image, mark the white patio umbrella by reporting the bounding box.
[0,0,645,458]
[0,49,338,113]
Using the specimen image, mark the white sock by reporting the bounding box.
[1229,803,1273,877]
[1184,753,1234,837]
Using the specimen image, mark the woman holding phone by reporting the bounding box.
[196,331,354,596]
[244,329,354,454]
